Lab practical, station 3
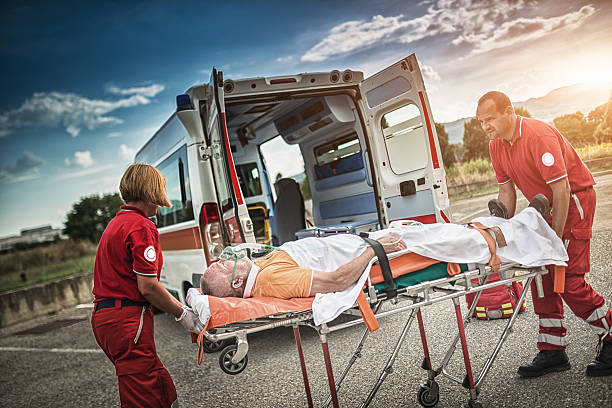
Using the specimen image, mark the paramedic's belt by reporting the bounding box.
[94,298,150,311]
[359,233,396,299]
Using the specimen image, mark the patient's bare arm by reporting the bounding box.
[309,235,406,295]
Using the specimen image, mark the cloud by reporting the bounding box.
[9,173,41,183]
[276,56,293,63]
[421,64,441,82]
[55,164,115,181]
[107,132,122,138]
[464,5,596,54]
[0,83,165,138]
[106,84,165,98]
[302,15,411,62]
[118,144,136,162]
[64,150,94,168]
[420,64,442,91]
[301,1,595,61]
[0,151,45,183]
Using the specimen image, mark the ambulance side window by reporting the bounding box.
[156,145,194,227]
[381,104,427,174]
[313,132,362,180]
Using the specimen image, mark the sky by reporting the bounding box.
[1,0,611,237]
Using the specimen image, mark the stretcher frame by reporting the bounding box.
[198,262,547,408]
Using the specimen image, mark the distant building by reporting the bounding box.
[0,225,66,251]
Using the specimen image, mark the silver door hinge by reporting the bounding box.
[199,146,212,160]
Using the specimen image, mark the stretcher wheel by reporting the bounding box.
[417,384,439,407]
[203,337,227,353]
[219,345,248,375]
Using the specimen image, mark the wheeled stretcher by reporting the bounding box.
[187,251,549,408]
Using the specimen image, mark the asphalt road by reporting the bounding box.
[1,174,611,407]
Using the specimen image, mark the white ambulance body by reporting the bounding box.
[135,54,451,303]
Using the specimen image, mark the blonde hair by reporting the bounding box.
[119,163,172,207]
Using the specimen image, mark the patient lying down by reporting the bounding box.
[201,196,566,300]
[201,235,405,299]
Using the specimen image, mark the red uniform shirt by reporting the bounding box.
[489,116,594,203]
[92,206,162,303]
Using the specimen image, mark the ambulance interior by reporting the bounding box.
[225,94,428,245]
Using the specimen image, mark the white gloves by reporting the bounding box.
[176,305,204,334]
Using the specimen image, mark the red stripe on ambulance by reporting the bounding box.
[160,227,203,251]
[418,91,439,169]
[220,112,244,205]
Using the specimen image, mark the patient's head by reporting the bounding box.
[200,257,253,297]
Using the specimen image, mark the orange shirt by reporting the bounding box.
[251,250,313,299]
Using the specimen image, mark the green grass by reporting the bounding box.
[446,158,495,186]
[0,254,95,293]
[576,142,612,161]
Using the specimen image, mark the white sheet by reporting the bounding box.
[311,207,567,325]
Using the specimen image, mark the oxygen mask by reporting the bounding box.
[219,246,248,262]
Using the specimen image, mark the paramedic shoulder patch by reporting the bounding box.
[541,152,555,167]
[144,246,156,262]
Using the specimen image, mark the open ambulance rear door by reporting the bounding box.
[205,69,256,246]
[358,54,451,226]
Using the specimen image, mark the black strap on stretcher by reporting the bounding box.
[359,233,397,299]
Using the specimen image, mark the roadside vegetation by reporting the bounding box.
[575,142,612,161]
[0,193,121,294]
[0,240,97,292]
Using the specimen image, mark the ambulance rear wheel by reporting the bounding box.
[219,345,248,375]
[417,384,439,407]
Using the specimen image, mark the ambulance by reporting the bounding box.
[134,54,451,303]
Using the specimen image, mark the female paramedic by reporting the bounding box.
[91,163,202,408]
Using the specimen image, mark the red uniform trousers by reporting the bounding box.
[530,188,612,350]
[91,303,177,407]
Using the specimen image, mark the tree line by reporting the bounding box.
[437,91,612,167]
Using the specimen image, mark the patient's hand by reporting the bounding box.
[376,235,407,254]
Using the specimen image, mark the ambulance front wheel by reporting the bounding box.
[219,345,248,375]
[417,384,439,407]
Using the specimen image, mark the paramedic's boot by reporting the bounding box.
[528,193,550,220]
[586,339,612,377]
[488,199,509,219]
[517,350,571,378]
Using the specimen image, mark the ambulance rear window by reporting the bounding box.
[381,104,427,174]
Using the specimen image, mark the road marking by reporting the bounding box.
[76,303,94,309]
[0,346,103,353]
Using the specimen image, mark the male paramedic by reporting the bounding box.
[91,164,203,407]
[476,90,612,377]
